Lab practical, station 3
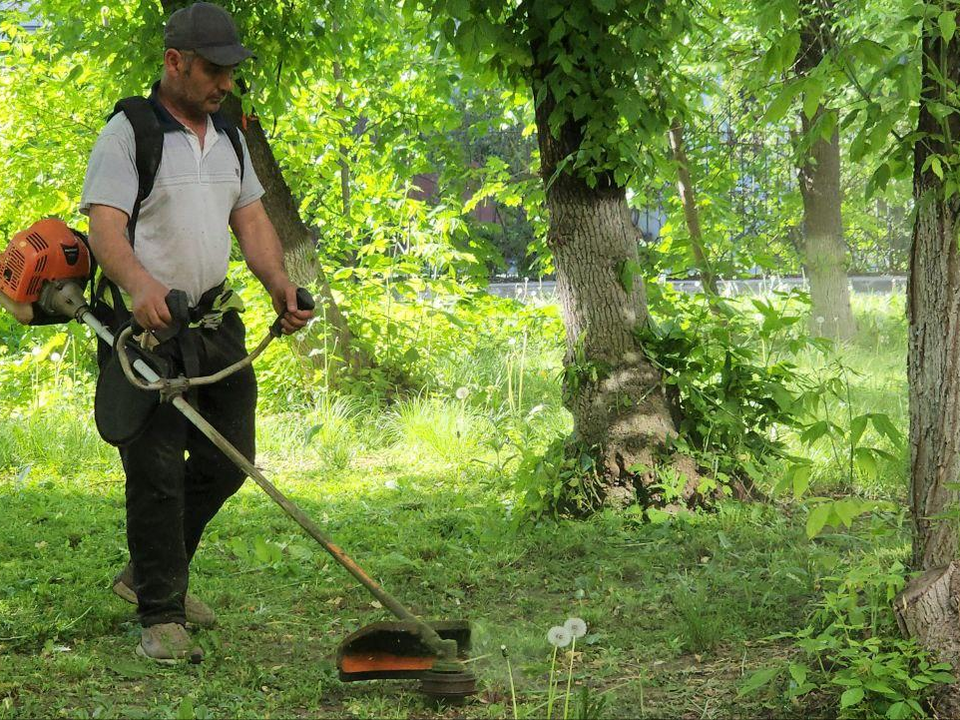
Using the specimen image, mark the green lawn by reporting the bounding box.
[0,292,912,719]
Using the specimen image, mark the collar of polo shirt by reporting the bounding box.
[147,81,233,134]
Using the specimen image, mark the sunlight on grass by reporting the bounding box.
[0,290,917,719]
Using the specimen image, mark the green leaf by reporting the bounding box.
[177,697,196,720]
[819,110,837,142]
[849,414,868,449]
[762,81,803,125]
[738,666,780,696]
[788,663,808,686]
[840,687,864,708]
[781,31,801,70]
[940,11,957,43]
[832,498,862,528]
[253,536,280,564]
[932,156,944,180]
[800,420,829,445]
[229,536,248,560]
[870,413,905,447]
[591,0,616,12]
[803,80,824,121]
[548,18,567,45]
[806,503,832,538]
[854,447,879,480]
[886,701,910,719]
[792,465,811,500]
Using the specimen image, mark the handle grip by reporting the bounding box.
[130,289,190,343]
[270,287,315,337]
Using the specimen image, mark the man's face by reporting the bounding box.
[170,50,236,117]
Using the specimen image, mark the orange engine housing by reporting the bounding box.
[0,219,91,303]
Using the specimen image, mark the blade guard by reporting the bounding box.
[337,620,471,681]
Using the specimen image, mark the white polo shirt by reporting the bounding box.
[80,89,265,305]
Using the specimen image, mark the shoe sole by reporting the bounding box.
[136,642,182,665]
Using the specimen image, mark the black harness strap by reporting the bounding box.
[222,124,246,185]
[112,97,164,248]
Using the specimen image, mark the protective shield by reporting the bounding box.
[94,345,163,447]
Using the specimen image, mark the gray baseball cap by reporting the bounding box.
[164,2,254,66]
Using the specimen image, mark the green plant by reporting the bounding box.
[741,546,954,718]
[640,286,817,491]
[514,438,603,518]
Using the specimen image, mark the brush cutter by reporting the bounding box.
[0,219,477,701]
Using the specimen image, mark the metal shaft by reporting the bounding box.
[78,307,453,659]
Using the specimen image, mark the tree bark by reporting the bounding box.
[898,13,960,713]
[667,122,719,296]
[531,73,698,511]
[796,1,856,341]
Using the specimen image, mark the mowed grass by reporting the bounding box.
[0,291,910,719]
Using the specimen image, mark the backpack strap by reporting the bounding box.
[111,96,164,248]
[214,111,245,184]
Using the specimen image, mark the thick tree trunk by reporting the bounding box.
[667,122,719,296]
[532,81,698,511]
[796,2,856,341]
[898,17,960,714]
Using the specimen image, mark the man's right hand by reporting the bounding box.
[130,275,172,331]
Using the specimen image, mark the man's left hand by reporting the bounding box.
[270,282,314,335]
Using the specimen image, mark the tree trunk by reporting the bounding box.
[796,1,856,341]
[797,112,855,340]
[531,79,698,511]
[897,15,960,714]
[667,122,719,296]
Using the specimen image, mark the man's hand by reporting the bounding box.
[0,294,34,325]
[269,281,314,335]
[130,274,173,331]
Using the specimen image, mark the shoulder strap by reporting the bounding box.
[223,124,245,184]
[111,96,164,247]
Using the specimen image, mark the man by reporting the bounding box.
[80,2,313,663]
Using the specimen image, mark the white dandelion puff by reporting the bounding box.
[455,386,469,401]
[547,626,572,648]
[564,617,587,638]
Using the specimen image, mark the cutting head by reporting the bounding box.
[337,620,477,700]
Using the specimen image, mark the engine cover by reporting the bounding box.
[0,219,91,303]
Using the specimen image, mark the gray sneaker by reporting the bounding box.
[112,565,217,628]
[137,622,203,664]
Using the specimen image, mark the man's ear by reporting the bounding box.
[163,48,184,76]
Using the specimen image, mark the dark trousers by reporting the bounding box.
[119,311,256,626]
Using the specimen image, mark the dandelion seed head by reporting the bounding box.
[564,617,587,638]
[547,626,572,648]
[455,386,469,401]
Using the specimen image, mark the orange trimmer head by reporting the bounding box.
[337,620,476,701]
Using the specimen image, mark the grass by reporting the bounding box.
[0,291,913,719]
